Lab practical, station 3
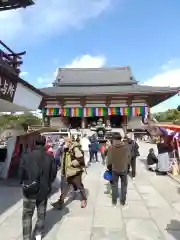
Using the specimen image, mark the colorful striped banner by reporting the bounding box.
[44,106,149,117]
[132,106,144,116]
[45,108,61,116]
[83,108,94,117]
[83,108,107,117]
[108,107,131,116]
[69,107,82,117]
[120,107,131,116]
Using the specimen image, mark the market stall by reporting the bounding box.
[150,123,180,175]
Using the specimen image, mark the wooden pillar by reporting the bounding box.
[125,99,132,131]
[80,98,86,129]
[105,97,111,127]
[42,108,50,127]
[59,99,68,128]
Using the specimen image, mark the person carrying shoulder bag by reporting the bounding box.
[51,138,87,210]
[19,136,57,240]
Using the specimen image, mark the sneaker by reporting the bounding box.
[132,177,135,182]
[35,235,42,240]
[112,200,117,206]
[120,200,126,206]
[51,200,64,210]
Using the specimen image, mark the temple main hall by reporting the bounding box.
[40,67,179,129]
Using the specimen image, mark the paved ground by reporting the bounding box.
[1,142,180,239]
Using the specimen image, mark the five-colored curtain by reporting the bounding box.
[43,106,149,117]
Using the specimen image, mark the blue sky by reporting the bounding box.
[1,0,180,113]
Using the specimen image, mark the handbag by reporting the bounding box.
[23,179,41,196]
[103,170,112,181]
[23,161,43,197]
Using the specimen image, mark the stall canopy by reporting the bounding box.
[155,124,180,139]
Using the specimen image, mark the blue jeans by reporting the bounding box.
[55,157,60,168]
[111,171,128,204]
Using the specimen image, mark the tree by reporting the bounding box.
[152,109,180,123]
[0,112,42,131]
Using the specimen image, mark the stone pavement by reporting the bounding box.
[1,142,180,239]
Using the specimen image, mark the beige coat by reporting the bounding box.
[62,143,84,178]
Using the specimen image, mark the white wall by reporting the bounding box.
[13,83,42,110]
[0,137,17,179]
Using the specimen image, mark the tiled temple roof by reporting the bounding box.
[40,67,180,107]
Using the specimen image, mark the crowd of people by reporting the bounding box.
[18,132,140,240]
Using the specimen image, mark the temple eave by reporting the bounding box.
[41,90,178,108]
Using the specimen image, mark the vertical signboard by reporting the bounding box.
[0,74,17,102]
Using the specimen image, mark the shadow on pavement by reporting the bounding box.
[43,188,90,236]
[43,206,70,237]
[0,184,22,216]
[166,220,180,239]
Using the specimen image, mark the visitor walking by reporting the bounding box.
[19,136,57,240]
[127,136,140,180]
[107,133,130,206]
[51,138,87,209]
[89,135,100,162]
[54,141,65,168]
[81,134,91,166]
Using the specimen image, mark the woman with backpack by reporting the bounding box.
[51,138,87,209]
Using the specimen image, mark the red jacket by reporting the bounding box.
[45,145,54,156]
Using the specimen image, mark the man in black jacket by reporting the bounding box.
[127,137,140,180]
[19,136,57,240]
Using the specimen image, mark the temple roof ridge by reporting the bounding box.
[53,66,136,86]
[57,66,131,71]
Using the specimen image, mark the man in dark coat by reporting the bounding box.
[127,137,140,180]
[107,133,131,205]
[89,135,100,162]
[19,136,57,240]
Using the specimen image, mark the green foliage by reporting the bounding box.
[0,112,42,130]
[152,109,180,124]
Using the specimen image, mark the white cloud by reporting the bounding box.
[38,54,106,87]
[64,54,106,68]
[1,0,112,41]
[161,58,180,71]
[143,61,180,113]
[20,71,28,78]
[143,68,180,87]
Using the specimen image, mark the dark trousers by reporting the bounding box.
[61,175,77,192]
[22,198,47,240]
[128,157,136,178]
[90,151,98,162]
[60,173,86,201]
[111,171,128,204]
[101,153,106,165]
